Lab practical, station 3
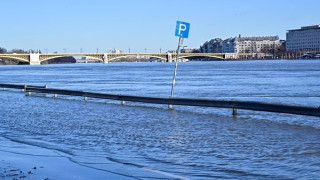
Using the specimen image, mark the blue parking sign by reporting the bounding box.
[175,21,190,38]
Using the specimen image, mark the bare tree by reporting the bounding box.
[0,47,7,54]
[10,49,27,54]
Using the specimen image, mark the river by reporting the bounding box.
[0,60,319,179]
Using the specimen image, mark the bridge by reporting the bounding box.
[0,52,253,65]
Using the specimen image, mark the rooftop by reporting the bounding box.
[288,24,320,32]
[238,36,279,41]
[301,25,320,29]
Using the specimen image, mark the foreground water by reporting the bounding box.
[0,60,319,179]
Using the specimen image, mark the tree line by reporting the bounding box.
[0,47,40,54]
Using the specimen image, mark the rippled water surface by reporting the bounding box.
[0,60,320,179]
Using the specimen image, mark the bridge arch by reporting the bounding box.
[179,54,224,60]
[0,55,30,63]
[80,56,104,62]
[108,55,167,62]
[40,55,67,63]
[40,55,104,63]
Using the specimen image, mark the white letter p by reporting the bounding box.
[178,24,187,35]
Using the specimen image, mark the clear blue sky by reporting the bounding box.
[1,0,319,53]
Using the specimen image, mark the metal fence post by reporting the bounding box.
[232,108,237,116]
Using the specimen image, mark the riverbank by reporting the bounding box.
[1,58,318,65]
[0,137,133,180]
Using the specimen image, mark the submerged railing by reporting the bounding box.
[1,83,320,117]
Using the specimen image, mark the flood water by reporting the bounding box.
[0,60,319,179]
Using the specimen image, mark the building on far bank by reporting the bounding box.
[181,46,197,53]
[199,38,223,53]
[200,35,281,54]
[222,37,237,53]
[169,46,198,54]
[286,25,320,51]
[234,35,280,53]
[108,49,122,54]
[223,35,281,53]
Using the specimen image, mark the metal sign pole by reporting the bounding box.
[169,35,183,109]
[169,20,190,109]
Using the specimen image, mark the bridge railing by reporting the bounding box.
[0,83,319,117]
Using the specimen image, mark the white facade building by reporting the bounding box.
[221,35,280,53]
[235,35,280,53]
[286,25,320,51]
[201,35,280,54]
